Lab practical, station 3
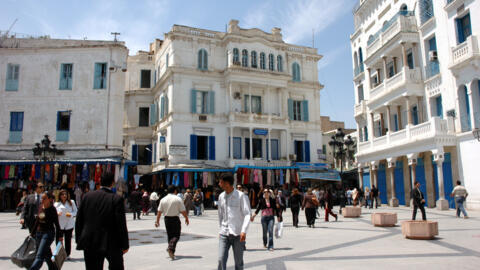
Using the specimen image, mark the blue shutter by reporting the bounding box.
[17,112,23,131]
[56,111,61,131]
[191,89,197,113]
[149,104,156,126]
[288,99,293,120]
[394,114,399,131]
[209,91,215,114]
[365,126,369,141]
[93,63,101,89]
[436,96,443,118]
[245,138,250,159]
[304,140,311,162]
[413,106,419,125]
[456,18,465,44]
[132,144,138,161]
[160,96,165,119]
[208,136,215,160]
[190,134,197,160]
[302,100,309,122]
[59,64,65,89]
[147,144,152,165]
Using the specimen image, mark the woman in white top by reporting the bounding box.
[54,189,77,258]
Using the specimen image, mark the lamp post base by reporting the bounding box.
[436,199,449,210]
[389,198,399,207]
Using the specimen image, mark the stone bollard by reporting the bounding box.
[342,206,361,218]
[371,212,397,227]
[401,220,438,240]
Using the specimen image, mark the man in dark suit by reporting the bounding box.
[129,187,142,220]
[20,182,44,233]
[75,172,129,270]
[412,181,427,220]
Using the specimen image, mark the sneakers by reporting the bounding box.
[268,248,274,251]
[168,249,175,261]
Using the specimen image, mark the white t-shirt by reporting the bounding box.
[54,200,77,230]
[158,194,186,217]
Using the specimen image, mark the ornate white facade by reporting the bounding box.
[351,0,480,209]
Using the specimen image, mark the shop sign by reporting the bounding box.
[253,129,268,135]
[169,145,187,155]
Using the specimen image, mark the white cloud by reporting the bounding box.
[317,44,349,70]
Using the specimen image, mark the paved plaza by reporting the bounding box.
[0,206,479,269]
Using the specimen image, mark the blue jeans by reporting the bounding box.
[30,231,56,270]
[456,197,468,217]
[261,215,275,249]
[194,205,202,216]
[218,234,244,270]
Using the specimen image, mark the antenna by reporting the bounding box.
[312,28,315,48]
[111,32,120,42]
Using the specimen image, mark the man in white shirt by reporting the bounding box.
[218,175,251,270]
[155,185,189,260]
[451,180,469,218]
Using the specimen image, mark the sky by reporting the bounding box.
[1,0,357,128]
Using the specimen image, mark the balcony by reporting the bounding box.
[368,68,422,107]
[449,35,480,70]
[353,65,364,79]
[357,117,455,156]
[425,61,440,79]
[8,131,22,143]
[354,100,367,118]
[366,11,417,59]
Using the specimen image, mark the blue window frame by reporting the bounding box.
[456,13,471,44]
[56,111,71,142]
[93,63,107,89]
[268,54,274,71]
[407,50,414,69]
[59,63,73,90]
[10,112,23,131]
[292,62,301,82]
[277,55,283,72]
[198,49,208,70]
[420,0,434,25]
[412,106,419,125]
[233,48,239,64]
[393,114,399,131]
[260,53,266,69]
[6,64,19,91]
[436,95,443,118]
[251,51,257,68]
[364,126,369,141]
[233,137,242,159]
[242,49,248,67]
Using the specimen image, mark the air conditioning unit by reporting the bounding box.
[429,50,438,61]
[233,92,241,99]
[199,115,207,121]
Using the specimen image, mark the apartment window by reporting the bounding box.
[137,144,152,165]
[9,112,23,143]
[56,111,70,142]
[59,63,73,90]
[198,49,208,70]
[5,64,19,91]
[268,54,274,71]
[393,114,399,131]
[294,140,310,162]
[288,99,309,121]
[387,61,395,78]
[267,139,279,160]
[358,85,364,102]
[139,107,150,127]
[292,62,301,82]
[407,50,414,69]
[93,63,107,89]
[419,0,434,25]
[233,137,242,159]
[456,13,471,44]
[245,138,262,159]
[251,51,257,68]
[244,95,262,114]
[191,89,214,114]
[140,70,151,88]
[190,135,215,160]
[242,49,248,67]
[364,126,369,141]
[412,106,419,125]
[233,48,239,64]
[277,55,283,72]
[260,53,266,69]
[293,100,302,121]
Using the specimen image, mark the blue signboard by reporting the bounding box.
[253,129,268,135]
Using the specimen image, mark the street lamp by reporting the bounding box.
[473,128,480,142]
[32,135,59,162]
[328,128,356,174]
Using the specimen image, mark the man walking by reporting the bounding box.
[75,172,129,269]
[218,175,251,270]
[451,180,469,218]
[411,181,426,221]
[150,189,160,216]
[371,185,380,208]
[20,182,44,233]
[155,185,189,260]
[129,187,142,220]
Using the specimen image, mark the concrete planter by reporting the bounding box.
[342,206,361,217]
[371,212,397,227]
[401,220,438,240]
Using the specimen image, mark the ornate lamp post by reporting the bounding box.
[328,128,356,174]
[32,135,58,162]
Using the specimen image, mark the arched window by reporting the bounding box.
[260,52,266,69]
[233,48,239,64]
[268,54,274,71]
[368,35,375,45]
[292,62,301,82]
[400,4,408,15]
[358,47,364,67]
[353,52,359,71]
[251,51,257,68]
[198,49,208,70]
[242,49,248,67]
[277,55,283,72]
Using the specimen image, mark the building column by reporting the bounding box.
[406,97,412,125]
[267,128,272,160]
[433,150,449,210]
[358,166,364,189]
[393,57,398,74]
[407,154,418,207]
[369,112,375,138]
[382,56,388,80]
[397,105,403,130]
[249,127,253,161]
[401,42,408,68]
[386,105,392,134]
[367,68,373,90]
[387,158,399,207]
[376,68,381,83]
[370,161,378,188]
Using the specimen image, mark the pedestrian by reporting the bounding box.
[16,190,28,217]
[75,172,129,269]
[142,189,150,216]
[155,185,189,261]
[20,182,45,233]
[251,188,279,251]
[183,189,193,216]
[324,188,338,222]
[302,188,319,228]
[54,189,77,260]
[289,188,302,228]
[358,187,364,207]
[451,180,469,219]
[364,187,371,208]
[150,190,160,216]
[411,181,426,221]
[217,175,251,270]
[193,189,203,216]
[346,188,353,205]
[371,185,380,208]
[29,191,62,270]
[276,190,286,222]
[129,187,142,220]
[352,188,359,206]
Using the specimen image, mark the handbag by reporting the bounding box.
[275,221,284,239]
[11,235,37,268]
[52,242,67,269]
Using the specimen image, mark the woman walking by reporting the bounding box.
[183,189,193,216]
[30,191,62,270]
[251,189,279,251]
[54,189,77,259]
[142,190,150,216]
[364,187,371,208]
[193,189,203,216]
[302,188,319,228]
[324,188,338,222]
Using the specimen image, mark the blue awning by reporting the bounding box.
[298,170,341,181]
[155,168,232,173]
[0,158,130,165]
[233,165,299,171]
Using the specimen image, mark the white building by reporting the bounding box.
[350,0,480,209]
[0,36,127,167]
[124,20,324,186]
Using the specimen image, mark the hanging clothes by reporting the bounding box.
[267,170,272,186]
[4,165,10,179]
[295,170,299,186]
[280,170,284,185]
[69,165,76,188]
[107,164,112,173]
[194,172,198,189]
[242,168,248,185]
[35,165,41,180]
[9,165,15,179]
[202,172,208,187]
[253,169,259,183]
[259,170,263,188]
[53,163,59,183]
[17,165,24,179]
[94,164,101,184]
[44,165,51,182]
[286,169,290,184]
[184,172,189,187]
